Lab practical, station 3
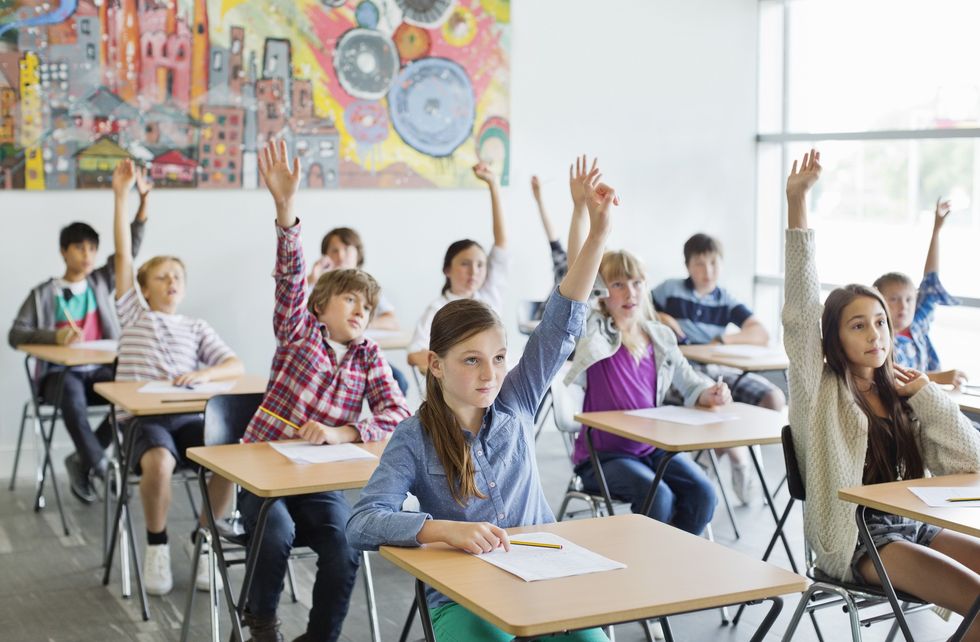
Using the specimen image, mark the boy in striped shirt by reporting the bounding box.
[112,160,244,596]
[237,141,410,642]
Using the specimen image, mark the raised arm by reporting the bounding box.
[473,163,506,249]
[260,139,301,229]
[559,174,615,302]
[566,155,597,267]
[113,160,137,299]
[531,175,558,242]
[924,197,950,276]
[782,149,825,420]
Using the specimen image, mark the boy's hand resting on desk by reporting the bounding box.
[174,370,211,387]
[297,420,357,445]
[929,368,968,389]
[697,380,732,407]
[55,326,82,345]
[419,520,511,554]
[894,365,931,397]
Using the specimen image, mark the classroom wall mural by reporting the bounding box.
[0,0,510,190]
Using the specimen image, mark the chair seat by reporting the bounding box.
[808,567,927,604]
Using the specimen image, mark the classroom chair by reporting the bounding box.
[180,393,382,642]
[517,299,545,336]
[778,425,931,642]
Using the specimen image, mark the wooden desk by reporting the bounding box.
[15,343,118,535]
[186,440,386,498]
[94,375,267,416]
[679,344,789,373]
[839,474,980,641]
[949,389,980,416]
[381,514,807,641]
[365,329,412,351]
[18,342,117,367]
[189,438,389,642]
[576,404,793,564]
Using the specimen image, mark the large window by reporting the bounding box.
[756,0,980,375]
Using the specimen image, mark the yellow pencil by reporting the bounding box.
[946,496,980,503]
[259,406,301,433]
[510,540,563,550]
[58,299,82,334]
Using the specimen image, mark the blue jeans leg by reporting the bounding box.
[649,450,717,535]
[238,491,295,619]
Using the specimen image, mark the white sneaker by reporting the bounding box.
[143,544,173,595]
[185,538,224,592]
[731,462,755,505]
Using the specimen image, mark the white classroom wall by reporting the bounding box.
[0,0,759,460]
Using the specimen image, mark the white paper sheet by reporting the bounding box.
[269,441,377,465]
[138,381,236,394]
[69,339,118,352]
[710,344,783,358]
[908,486,980,508]
[476,532,626,582]
[625,406,739,425]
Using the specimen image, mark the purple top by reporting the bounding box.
[572,343,657,465]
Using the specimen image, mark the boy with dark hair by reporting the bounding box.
[652,232,786,504]
[8,172,151,503]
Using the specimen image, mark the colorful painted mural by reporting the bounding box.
[0,0,510,190]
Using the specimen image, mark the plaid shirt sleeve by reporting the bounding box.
[354,343,412,442]
[911,271,959,336]
[273,221,315,345]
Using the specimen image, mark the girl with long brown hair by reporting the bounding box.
[784,149,980,639]
[348,166,617,642]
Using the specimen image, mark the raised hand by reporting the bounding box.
[530,175,542,201]
[569,154,598,209]
[583,172,619,242]
[934,197,952,231]
[134,165,153,198]
[786,148,821,200]
[259,139,301,216]
[894,364,930,398]
[112,159,137,196]
[472,162,497,186]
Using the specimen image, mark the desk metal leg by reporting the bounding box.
[639,451,678,517]
[585,427,616,516]
[361,551,382,642]
[733,496,796,626]
[415,580,437,642]
[397,599,418,642]
[855,505,914,642]
[706,449,740,539]
[749,447,797,573]
[748,597,783,642]
[198,472,243,642]
[237,498,274,623]
[950,593,980,642]
[33,367,70,536]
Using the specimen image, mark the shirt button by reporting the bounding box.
[477,450,483,457]
[489,481,496,488]
[498,513,505,519]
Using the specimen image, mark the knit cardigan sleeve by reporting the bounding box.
[908,384,980,475]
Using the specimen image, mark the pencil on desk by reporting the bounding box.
[259,406,301,432]
[58,299,82,334]
[161,398,209,403]
[946,496,980,503]
[510,540,563,550]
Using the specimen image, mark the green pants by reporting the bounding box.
[430,602,610,641]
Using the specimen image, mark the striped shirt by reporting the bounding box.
[242,221,410,444]
[651,278,753,345]
[116,288,236,420]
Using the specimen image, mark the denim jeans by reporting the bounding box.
[577,450,717,535]
[41,365,115,471]
[238,489,360,641]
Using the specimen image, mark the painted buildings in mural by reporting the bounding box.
[0,0,511,190]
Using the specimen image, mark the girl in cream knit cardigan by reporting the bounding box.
[784,149,980,638]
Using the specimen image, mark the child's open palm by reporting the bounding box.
[259,139,301,204]
[569,155,598,208]
[134,166,153,197]
[112,159,136,195]
[584,172,619,239]
[786,148,821,199]
[934,197,952,231]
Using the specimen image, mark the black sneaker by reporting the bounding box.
[64,454,98,505]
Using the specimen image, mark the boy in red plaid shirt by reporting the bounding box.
[240,140,411,642]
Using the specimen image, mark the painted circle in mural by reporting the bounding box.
[355,1,380,29]
[395,0,453,28]
[442,5,477,47]
[388,57,475,157]
[333,28,400,101]
[344,100,390,144]
[393,23,431,61]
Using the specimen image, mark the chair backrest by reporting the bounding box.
[781,425,806,502]
[550,379,585,435]
[203,393,264,446]
[519,300,546,324]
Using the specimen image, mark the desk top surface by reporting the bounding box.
[93,375,267,416]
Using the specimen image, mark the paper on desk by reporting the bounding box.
[476,532,625,582]
[138,381,236,394]
[69,339,118,352]
[909,487,980,508]
[269,441,377,465]
[625,406,739,425]
[710,344,781,358]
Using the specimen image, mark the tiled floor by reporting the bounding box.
[0,425,967,641]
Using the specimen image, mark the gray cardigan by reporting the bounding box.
[564,308,713,407]
[8,219,146,359]
[783,229,980,581]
